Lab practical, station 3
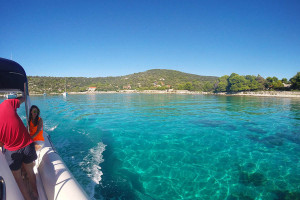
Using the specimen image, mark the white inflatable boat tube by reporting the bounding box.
[36,132,89,200]
[0,150,24,200]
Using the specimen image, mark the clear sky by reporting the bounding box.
[1,0,299,79]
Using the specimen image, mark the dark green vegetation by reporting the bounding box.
[215,72,300,92]
[28,69,218,93]
[28,69,300,94]
[289,72,300,90]
[214,73,299,92]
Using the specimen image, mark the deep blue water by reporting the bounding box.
[3,94,300,200]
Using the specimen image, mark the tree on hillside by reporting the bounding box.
[192,81,202,91]
[176,82,193,90]
[290,72,300,90]
[202,81,214,92]
[214,75,229,92]
[245,75,261,91]
[184,82,193,91]
[265,77,284,90]
[228,73,250,92]
[281,78,289,84]
[256,75,266,90]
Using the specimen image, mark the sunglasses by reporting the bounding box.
[32,110,38,114]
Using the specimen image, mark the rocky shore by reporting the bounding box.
[26,90,300,98]
[214,91,300,98]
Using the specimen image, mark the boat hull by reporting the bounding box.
[0,131,89,200]
[0,149,24,200]
[36,132,89,200]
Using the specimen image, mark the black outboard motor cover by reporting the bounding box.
[0,58,28,94]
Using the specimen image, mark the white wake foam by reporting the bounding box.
[48,124,58,131]
[43,121,59,132]
[80,142,106,199]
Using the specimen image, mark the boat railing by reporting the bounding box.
[0,176,6,200]
[47,134,57,153]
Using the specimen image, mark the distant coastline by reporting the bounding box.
[27,70,300,95]
[28,90,300,98]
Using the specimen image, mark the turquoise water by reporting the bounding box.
[3,94,300,200]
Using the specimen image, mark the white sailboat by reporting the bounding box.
[63,78,68,97]
[43,81,47,96]
[0,58,88,200]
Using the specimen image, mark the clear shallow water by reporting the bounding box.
[2,94,300,200]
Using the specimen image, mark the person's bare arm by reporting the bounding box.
[32,118,43,139]
[0,142,3,152]
[18,96,25,104]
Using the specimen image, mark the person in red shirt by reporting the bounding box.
[0,96,39,200]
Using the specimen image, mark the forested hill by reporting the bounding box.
[28,69,218,94]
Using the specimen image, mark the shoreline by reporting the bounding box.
[28,90,300,98]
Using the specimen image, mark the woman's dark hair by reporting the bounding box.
[29,105,40,126]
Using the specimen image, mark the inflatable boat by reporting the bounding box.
[0,58,89,200]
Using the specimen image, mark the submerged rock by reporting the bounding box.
[246,134,260,142]
[276,132,300,145]
[247,127,267,134]
[239,171,266,186]
[246,134,284,148]
[261,136,284,148]
[250,172,266,186]
[227,193,254,200]
[273,190,300,200]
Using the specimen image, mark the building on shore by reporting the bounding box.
[123,85,131,89]
[88,87,97,92]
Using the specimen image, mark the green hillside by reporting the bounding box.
[28,69,218,94]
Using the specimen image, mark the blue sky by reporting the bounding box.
[1,0,299,79]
